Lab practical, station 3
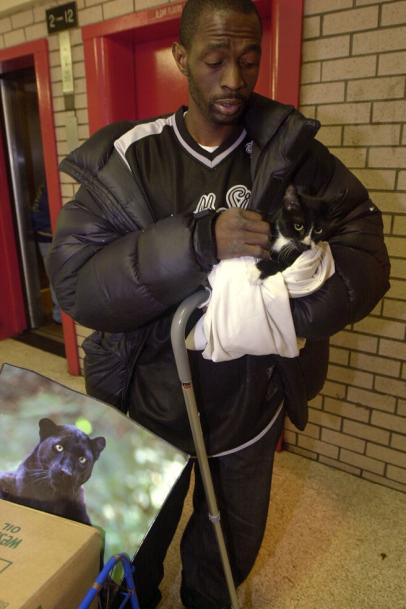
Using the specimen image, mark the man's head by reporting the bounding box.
[173,0,262,140]
[179,0,262,50]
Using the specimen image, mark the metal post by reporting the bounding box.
[171,290,240,609]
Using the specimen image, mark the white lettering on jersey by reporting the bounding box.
[226,185,251,209]
[245,141,253,155]
[194,193,217,213]
[193,185,251,214]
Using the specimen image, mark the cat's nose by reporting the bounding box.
[59,467,72,480]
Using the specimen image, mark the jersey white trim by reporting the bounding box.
[173,119,247,169]
[114,110,247,171]
[207,401,284,458]
[114,114,176,169]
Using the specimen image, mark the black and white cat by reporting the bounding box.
[257,184,331,278]
[0,418,106,525]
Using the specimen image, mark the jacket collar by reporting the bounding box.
[244,93,296,148]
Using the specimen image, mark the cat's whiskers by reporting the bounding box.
[26,469,49,482]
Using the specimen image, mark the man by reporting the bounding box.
[49,1,390,608]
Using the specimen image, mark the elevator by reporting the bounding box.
[0,66,64,356]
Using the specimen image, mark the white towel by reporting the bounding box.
[186,241,335,362]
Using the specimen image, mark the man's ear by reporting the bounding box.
[172,42,189,77]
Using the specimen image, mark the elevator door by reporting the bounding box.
[133,36,187,119]
[0,67,64,355]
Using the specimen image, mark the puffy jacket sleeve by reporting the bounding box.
[291,141,390,339]
[48,186,217,332]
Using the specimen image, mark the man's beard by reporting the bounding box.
[188,73,248,125]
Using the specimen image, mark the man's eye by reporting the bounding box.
[240,60,259,68]
[240,54,260,68]
[294,224,304,231]
[206,61,222,67]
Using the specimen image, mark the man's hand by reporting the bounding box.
[215,209,271,260]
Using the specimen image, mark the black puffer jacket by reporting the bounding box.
[49,94,390,454]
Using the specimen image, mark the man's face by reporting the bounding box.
[175,9,262,127]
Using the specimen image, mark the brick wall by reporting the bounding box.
[0,0,404,492]
[287,0,406,493]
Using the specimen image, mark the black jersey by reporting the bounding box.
[115,107,253,220]
[114,108,284,454]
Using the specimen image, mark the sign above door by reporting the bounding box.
[46,1,78,34]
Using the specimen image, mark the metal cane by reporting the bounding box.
[171,289,240,609]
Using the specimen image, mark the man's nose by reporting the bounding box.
[221,62,245,91]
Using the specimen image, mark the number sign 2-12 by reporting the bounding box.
[46,2,78,34]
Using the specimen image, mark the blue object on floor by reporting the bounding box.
[78,553,139,609]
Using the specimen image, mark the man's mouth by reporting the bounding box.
[213,98,244,116]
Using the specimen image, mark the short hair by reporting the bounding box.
[179,0,262,49]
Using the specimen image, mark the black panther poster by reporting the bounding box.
[0,363,189,562]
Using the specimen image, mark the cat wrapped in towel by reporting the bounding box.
[186,184,336,362]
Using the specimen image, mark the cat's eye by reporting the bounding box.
[314,227,323,234]
[79,456,87,464]
[54,444,64,452]
[294,223,304,231]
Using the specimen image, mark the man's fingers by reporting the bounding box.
[214,208,271,260]
[235,244,271,259]
[239,210,270,235]
[242,219,270,235]
[244,231,270,248]
[240,210,264,221]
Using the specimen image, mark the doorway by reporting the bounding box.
[0,65,64,357]
[0,39,77,371]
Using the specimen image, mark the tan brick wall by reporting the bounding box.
[290,0,406,493]
[1,0,405,493]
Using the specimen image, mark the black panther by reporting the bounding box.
[0,418,106,524]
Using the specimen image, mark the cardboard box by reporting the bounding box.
[0,499,102,609]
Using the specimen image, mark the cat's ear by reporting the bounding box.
[39,418,59,440]
[283,184,301,212]
[91,437,106,460]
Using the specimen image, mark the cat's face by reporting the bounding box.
[273,185,329,254]
[36,418,106,494]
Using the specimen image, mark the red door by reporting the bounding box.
[0,126,26,339]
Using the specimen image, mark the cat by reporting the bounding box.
[0,418,106,525]
[256,184,331,278]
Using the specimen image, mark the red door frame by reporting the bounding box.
[0,39,80,374]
